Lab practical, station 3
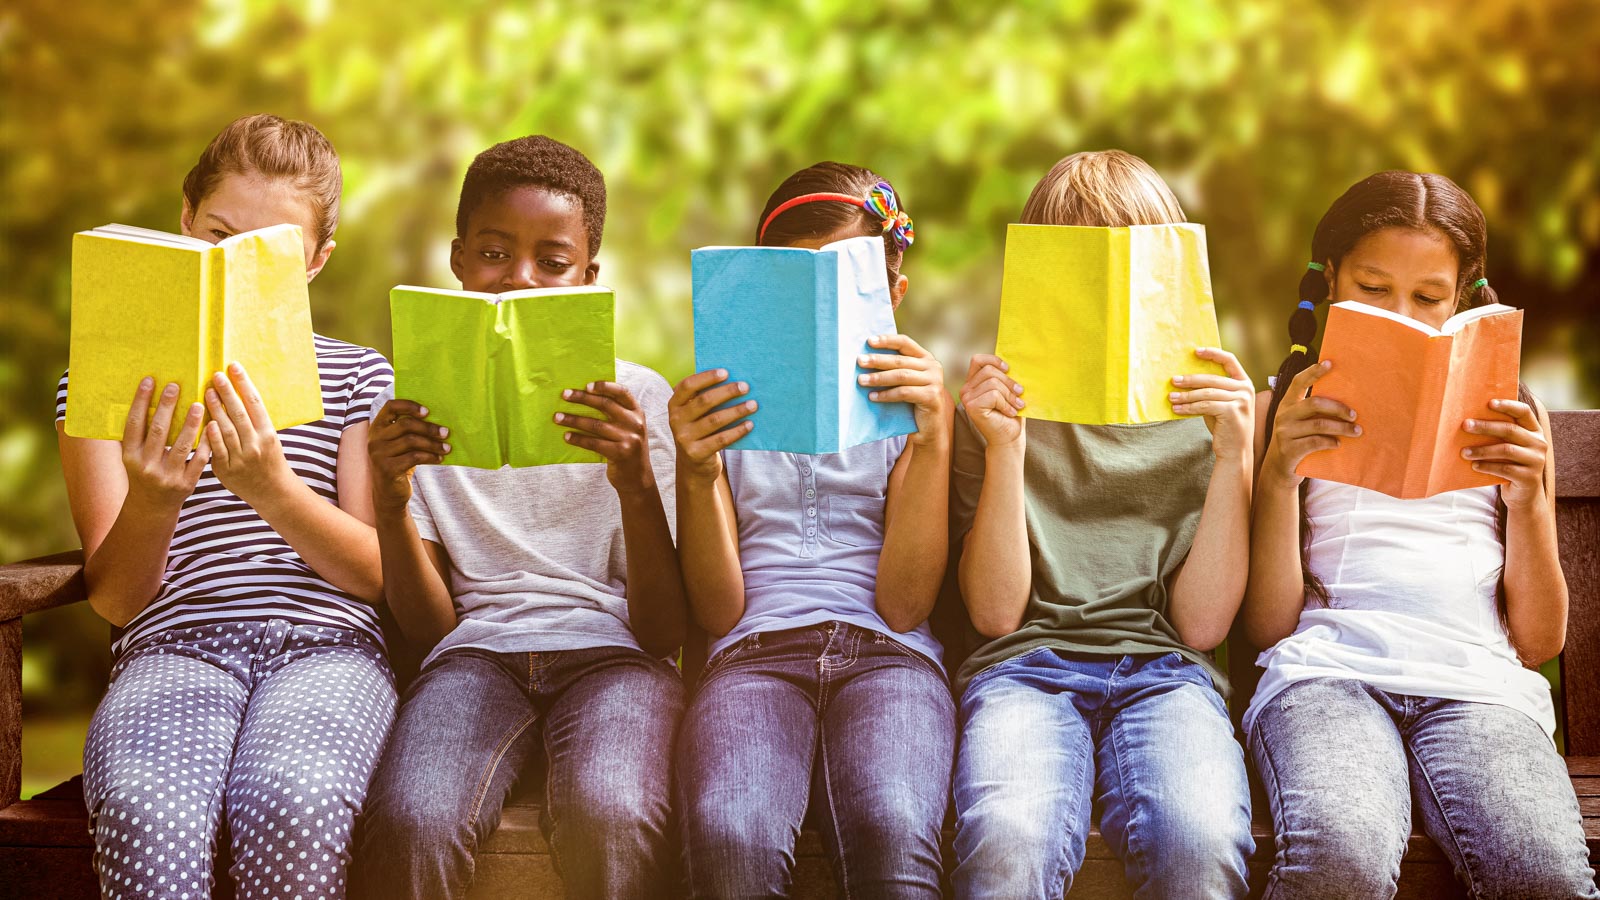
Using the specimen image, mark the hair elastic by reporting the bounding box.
[1298,300,1316,311]
[1471,277,1488,290]
[1290,343,1309,355]
[1305,261,1326,272]
[758,181,915,248]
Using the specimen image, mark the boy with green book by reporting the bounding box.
[351,136,685,900]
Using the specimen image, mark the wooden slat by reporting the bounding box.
[0,619,18,809]
[1559,499,1600,756]
[1570,757,1600,777]
[1552,410,1600,499]
[0,550,86,621]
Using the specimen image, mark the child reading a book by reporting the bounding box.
[1242,170,1597,898]
[949,150,1256,898]
[670,162,955,898]
[350,135,685,900]
[58,113,398,898]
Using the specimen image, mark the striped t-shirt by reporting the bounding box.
[56,334,393,657]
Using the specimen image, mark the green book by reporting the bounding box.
[390,284,616,468]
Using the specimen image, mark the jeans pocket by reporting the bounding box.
[702,632,761,680]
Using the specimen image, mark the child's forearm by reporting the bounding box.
[875,436,951,632]
[1170,453,1252,651]
[253,481,384,602]
[1243,472,1310,648]
[1503,498,1567,666]
[617,484,688,658]
[675,462,747,637]
[83,493,182,627]
[959,442,1030,638]
[374,508,456,650]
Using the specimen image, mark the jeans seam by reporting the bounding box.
[467,711,539,836]
[1407,730,1483,898]
[1251,718,1292,900]
[816,700,853,899]
[1106,704,1149,883]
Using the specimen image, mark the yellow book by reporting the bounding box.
[994,223,1225,425]
[66,223,322,441]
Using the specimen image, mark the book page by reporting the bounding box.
[1296,302,1436,497]
[502,290,615,468]
[1126,223,1225,422]
[691,246,822,453]
[995,224,1116,424]
[66,232,206,441]
[1426,307,1523,496]
[91,224,213,249]
[830,236,917,452]
[218,225,322,431]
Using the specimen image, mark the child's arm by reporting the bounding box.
[1462,397,1567,665]
[668,370,755,638]
[203,364,384,602]
[558,382,686,659]
[367,399,457,648]
[60,379,211,626]
[956,354,1031,638]
[858,334,952,632]
[1243,360,1360,648]
[1166,348,1256,651]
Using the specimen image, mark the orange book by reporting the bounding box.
[1296,301,1523,499]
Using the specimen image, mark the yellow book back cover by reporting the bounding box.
[218,225,322,430]
[994,223,1222,425]
[66,233,208,440]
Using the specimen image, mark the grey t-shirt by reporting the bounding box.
[374,360,677,666]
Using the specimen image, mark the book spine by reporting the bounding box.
[1108,229,1131,422]
[818,253,836,453]
[201,246,227,407]
[1409,336,1452,497]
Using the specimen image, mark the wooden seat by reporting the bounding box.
[3,410,1597,898]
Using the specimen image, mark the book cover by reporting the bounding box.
[1297,300,1523,499]
[390,284,615,468]
[66,223,321,441]
[691,235,917,454]
[995,222,1225,425]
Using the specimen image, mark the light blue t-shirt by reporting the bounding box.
[715,435,945,671]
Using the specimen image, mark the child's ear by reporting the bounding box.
[1322,262,1335,297]
[179,198,195,237]
[305,239,336,284]
[450,237,466,283]
[584,260,600,286]
[890,273,910,311]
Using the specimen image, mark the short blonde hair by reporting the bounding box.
[1020,150,1185,227]
[181,114,342,249]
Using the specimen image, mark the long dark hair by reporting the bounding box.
[755,161,907,284]
[1263,171,1527,609]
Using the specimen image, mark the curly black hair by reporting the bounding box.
[455,135,607,256]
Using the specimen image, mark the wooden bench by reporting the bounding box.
[2,410,1596,898]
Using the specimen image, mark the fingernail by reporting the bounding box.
[737,382,748,392]
[1321,360,1332,369]
[442,443,451,453]
[858,355,870,366]
[1462,448,1474,459]
[1172,375,1184,384]
[858,375,870,385]
[563,433,573,442]
[1015,384,1024,394]
[1464,419,1475,429]
[141,377,154,388]
[1169,392,1181,401]
[1348,411,1357,421]
[562,390,573,399]
[553,413,565,423]
[206,389,217,402]
[164,383,178,395]
[586,383,595,392]
[1000,361,1009,372]
[229,362,242,373]
[1353,425,1363,436]
[419,407,428,416]
[1017,399,1026,408]
[717,369,728,379]
[438,427,449,438]
[869,391,880,400]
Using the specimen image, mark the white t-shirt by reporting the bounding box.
[374,359,677,667]
[1244,478,1556,739]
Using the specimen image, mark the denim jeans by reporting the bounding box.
[1249,676,1599,899]
[350,645,685,900]
[951,648,1252,900]
[82,620,396,900]
[676,621,956,899]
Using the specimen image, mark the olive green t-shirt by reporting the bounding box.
[950,409,1226,696]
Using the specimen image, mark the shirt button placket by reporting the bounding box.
[800,457,819,557]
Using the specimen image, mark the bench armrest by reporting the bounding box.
[0,551,88,621]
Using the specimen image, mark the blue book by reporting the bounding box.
[691,235,918,454]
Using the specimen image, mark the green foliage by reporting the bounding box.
[4,0,1599,566]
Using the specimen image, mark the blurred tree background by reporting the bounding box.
[3,0,1597,793]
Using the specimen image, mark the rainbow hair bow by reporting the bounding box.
[864,181,915,249]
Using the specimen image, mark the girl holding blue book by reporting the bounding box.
[1243,170,1598,898]
[670,162,955,898]
[57,115,397,899]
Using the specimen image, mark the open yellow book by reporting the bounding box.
[995,223,1224,425]
[66,223,322,441]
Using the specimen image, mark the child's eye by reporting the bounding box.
[210,230,232,240]
[540,259,572,271]
[1416,294,1448,306]
[480,250,509,261]
[1357,283,1386,295]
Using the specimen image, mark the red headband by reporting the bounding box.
[757,192,864,244]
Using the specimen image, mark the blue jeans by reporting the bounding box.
[676,621,956,899]
[351,645,685,900]
[82,620,396,900]
[1250,676,1599,899]
[951,648,1252,900]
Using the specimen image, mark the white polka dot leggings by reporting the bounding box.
[82,619,397,900]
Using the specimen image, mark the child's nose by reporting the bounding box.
[502,257,539,291]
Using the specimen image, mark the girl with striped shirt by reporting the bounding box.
[57,114,397,900]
